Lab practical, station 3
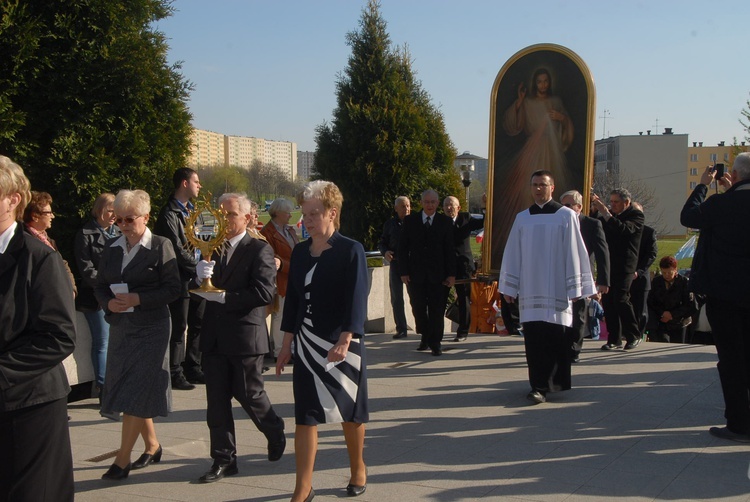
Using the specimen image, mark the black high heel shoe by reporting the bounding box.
[346,467,367,496]
[102,462,131,480]
[132,444,162,470]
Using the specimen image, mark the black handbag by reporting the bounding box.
[445,300,460,323]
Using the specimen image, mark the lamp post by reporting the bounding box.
[460,160,474,209]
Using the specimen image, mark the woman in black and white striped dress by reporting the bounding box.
[276,181,369,502]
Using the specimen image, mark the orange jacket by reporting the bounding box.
[260,221,299,296]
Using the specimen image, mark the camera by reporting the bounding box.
[713,163,725,179]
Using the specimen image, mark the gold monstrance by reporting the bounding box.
[185,193,229,293]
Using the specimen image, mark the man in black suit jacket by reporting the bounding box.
[443,195,484,341]
[592,188,644,351]
[629,202,658,336]
[560,190,610,361]
[195,193,285,483]
[398,189,455,356]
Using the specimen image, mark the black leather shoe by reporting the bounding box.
[172,375,196,391]
[623,338,642,350]
[268,434,286,461]
[431,348,442,356]
[102,462,131,480]
[392,332,407,339]
[346,483,367,496]
[709,426,750,443]
[416,343,429,351]
[198,463,238,483]
[132,444,162,470]
[452,334,468,342]
[185,372,205,384]
[526,391,546,404]
[601,343,623,351]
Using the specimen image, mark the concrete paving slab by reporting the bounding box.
[69,335,750,501]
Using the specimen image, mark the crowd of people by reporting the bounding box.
[2,152,749,501]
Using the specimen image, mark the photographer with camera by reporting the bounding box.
[680,154,750,443]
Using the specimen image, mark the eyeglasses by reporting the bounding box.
[115,215,143,225]
[38,211,54,215]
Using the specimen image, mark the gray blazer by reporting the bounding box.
[94,233,182,324]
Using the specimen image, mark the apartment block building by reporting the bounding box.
[297,150,316,180]
[686,140,749,192]
[188,128,297,180]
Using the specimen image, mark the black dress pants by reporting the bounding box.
[407,280,449,350]
[0,398,73,502]
[168,295,189,378]
[203,353,285,466]
[602,279,640,346]
[522,321,572,393]
[705,297,750,435]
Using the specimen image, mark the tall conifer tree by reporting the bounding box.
[315,0,461,249]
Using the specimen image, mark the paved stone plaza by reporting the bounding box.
[69,333,750,501]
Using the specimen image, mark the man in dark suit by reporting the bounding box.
[443,195,485,342]
[629,202,657,337]
[560,190,610,362]
[378,196,410,339]
[592,188,644,351]
[195,193,286,483]
[398,189,455,356]
[154,167,202,390]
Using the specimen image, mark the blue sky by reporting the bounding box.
[157,0,749,158]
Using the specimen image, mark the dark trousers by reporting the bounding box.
[203,352,285,466]
[388,263,407,334]
[568,297,588,357]
[0,398,74,502]
[455,282,471,335]
[183,296,205,376]
[630,275,649,334]
[705,298,750,435]
[168,295,189,378]
[501,297,522,334]
[602,279,640,346]
[522,321,572,393]
[407,280,449,350]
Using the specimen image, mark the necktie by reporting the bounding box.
[425,216,431,228]
[221,242,232,268]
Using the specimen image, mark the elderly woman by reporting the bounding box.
[276,181,368,502]
[74,192,120,396]
[647,255,695,343]
[94,189,181,480]
[261,198,299,359]
[0,156,76,500]
[22,190,77,296]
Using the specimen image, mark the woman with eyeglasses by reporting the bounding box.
[74,193,121,404]
[22,191,77,297]
[94,189,181,480]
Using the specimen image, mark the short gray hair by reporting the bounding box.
[394,195,409,208]
[559,190,582,206]
[218,192,252,215]
[610,187,632,202]
[114,189,150,216]
[269,197,293,217]
[733,152,750,180]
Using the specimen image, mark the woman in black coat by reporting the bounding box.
[0,155,76,501]
[647,256,695,343]
[74,192,120,395]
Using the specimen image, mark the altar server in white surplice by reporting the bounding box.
[499,170,596,405]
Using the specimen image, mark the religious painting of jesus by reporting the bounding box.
[482,44,595,274]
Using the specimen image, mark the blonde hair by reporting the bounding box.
[91,192,115,218]
[296,180,343,230]
[0,155,32,221]
[114,189,151,217]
